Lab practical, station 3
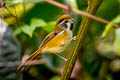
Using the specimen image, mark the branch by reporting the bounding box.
[0,59,45,67]
[1,0,120,28]
[44,0,120,28]
[61,0,103,80]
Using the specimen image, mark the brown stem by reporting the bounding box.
[72,8,119,28]
[44,0,120,28]
[44,0,68,11]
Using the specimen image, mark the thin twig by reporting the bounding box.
[1,0,120,28]
[44,0,120,28]
[12,5,22,31]
[0,59,45,67]
[44,0,68,11]
[72,8,120,28]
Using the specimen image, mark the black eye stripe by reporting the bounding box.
[58,18,68,24]
[58,19,65,23]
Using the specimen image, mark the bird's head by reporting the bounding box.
[54,14,74,31]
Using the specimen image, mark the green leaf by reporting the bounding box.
[101,15,120,39]
[24,2,63,23]
[14,19,55,37]
[101,22,114,39]
[14,24,33,37]
[21,24,33,37]
[101,15,120,56]
[13,28,22,36]
[114,28,120,55]
[113,15,120,56]
[42,21,55,32]
[31,18,55,33]
[31,18,47,27]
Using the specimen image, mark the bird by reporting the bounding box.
[16,14,75,73]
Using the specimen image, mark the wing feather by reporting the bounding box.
[39,31,60,48]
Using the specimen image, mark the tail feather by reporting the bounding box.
[16,49,42,73]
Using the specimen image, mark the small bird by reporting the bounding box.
[17,14,75,73]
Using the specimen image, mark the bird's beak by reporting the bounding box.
[70,18,75,24]
[72,18,75,22]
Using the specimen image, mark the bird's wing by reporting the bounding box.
[39,31,60,48]
[17,31,60,73]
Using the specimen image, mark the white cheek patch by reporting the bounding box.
[66,23,71,30]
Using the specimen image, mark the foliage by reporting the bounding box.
[0,27,21,80]
[14,18,55,37]
[1,0,120,80]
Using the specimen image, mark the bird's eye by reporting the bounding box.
[64,20,68,23]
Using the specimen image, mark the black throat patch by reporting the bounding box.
[70,24,73,30]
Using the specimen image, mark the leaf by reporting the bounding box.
[1,27,21,80]
[14,19,55,37]
[14,24,33,37]
[100,15,120,56]
[21,24,33,37]
[31,18,55,33]
[114,28,120,55]
[89,0,120,40]
[101,22,114,39]
[42,21,55,32]
[13,28,22,36]
[31,18,47,27]
[24,2,63,23]
[113,15,120,56]
[101,15,120,39]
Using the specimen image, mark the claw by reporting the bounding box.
[72,36,76,40]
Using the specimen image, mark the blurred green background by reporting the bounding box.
[0,0,120,80]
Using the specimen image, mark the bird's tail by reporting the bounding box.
[16,48,42,73]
